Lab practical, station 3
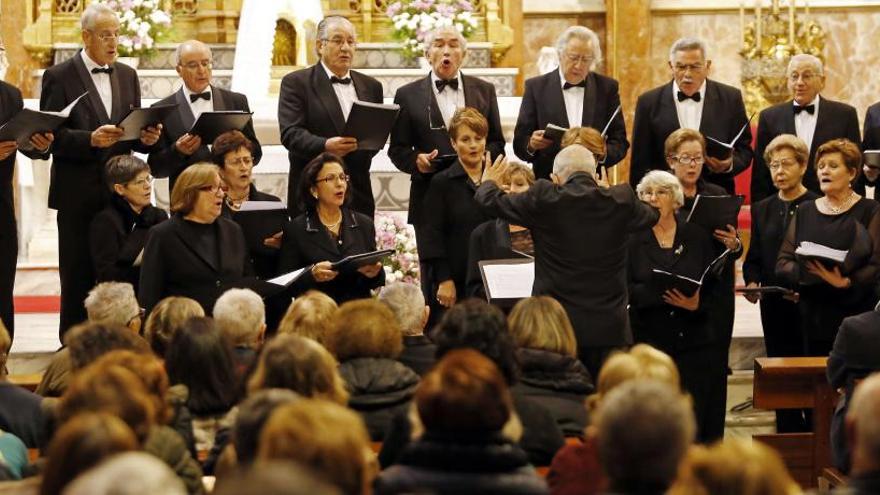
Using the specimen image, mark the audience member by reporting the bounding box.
[84,282,143,332]
[62,452,187,495]
[276,290,338,344]
[0,429,28,480]
[842,373,880,494]
[0,320,48,448]
[212,461,340,495]
[143,296,205,358]
[225,390,301,470]
[213,288,266,376]
[378,282,437,375]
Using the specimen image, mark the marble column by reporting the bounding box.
[494,0,524,94]
[1,1,42,96]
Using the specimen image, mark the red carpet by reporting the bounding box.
[14,296,61,313]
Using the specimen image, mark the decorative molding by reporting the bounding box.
[525,0,880,14]
[523,0,604,14]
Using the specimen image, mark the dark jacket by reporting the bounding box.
[0,382,47,449]
[143,425,205,494]
[338,357,420,441]
[467,219,525,298]
[278,208,385,303]
[278,64,383,217]
[839,471,880,495]
[514,70,628,180]
[89,194,168,287]
[389,73,505,225]
[399,335,437,376]
[630,79,753,193]
[475,174,659,348]
[375,432,548,495]
[221,184,285,280]
[858,101,880,194]
[512,348,593,436]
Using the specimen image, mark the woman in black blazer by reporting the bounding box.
[278,153,384,303]
[89,155,168,288]
[139,163,253,315]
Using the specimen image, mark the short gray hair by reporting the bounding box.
[85,282,140,327]
[555,26,602,71]
[213,288,265,347]
[173,39,212,67]
[317,16,355,42]
[63,452,186,495]
[668,37,709,63]
[105,155,150,193]
[788,53,824,76]
[423,25,468,53]
[378,283,426,336]
[764,134,809,168]
[81,3,117,31]
[848,372,880,463]
[637,170,684,209]
[552,144,596,179]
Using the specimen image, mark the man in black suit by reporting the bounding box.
[514,26,627,180]
[477,145,659,379]
[630,37,753,193]
[149,40,261,192]
[378,282,436,376]
[752,54,861,202]
[858,101,880,199]
[0,82,53,339]
[40,3,162,336]
[278,16,383,217]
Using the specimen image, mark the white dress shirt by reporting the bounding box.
[672,80,706,131]
[431,71,465,129]
[80,50,113,117]
[866,185,876,200]
[182,84,214,120]
[559,67,584,129]
[794,95,820,153]
[321,62,357,121]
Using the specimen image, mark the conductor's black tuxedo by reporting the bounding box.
[514,70,628,180]
[630,79,753,193]
[149,86,262,191]
[752,97,861,202]
[278,64,383,217]
[41,51,153,335]
[388,73,505,226]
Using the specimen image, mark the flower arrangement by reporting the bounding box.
[386,0,479,60]
[375,212,420,285]
[93,0,173,58]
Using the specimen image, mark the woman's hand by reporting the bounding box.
[436,280,457,308]
[357,262,383,278]
[480,152,509,185]
[263,231,283,249]
[743,281,761,304]
[663,288,700,311]
[805,260,851,289]
[311,261,338,283]
[713,224,741,252]
[595,166,610,189]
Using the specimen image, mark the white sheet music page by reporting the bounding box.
[483,262,535,299]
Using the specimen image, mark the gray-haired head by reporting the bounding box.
[637,170,684,209]
[555,26,602,71]
[315,15,356,56]
[85,282,140,327]
[213,288,265,348]
[378,282,427,337]
[552,144,597,181]
[81,3,116,31]
[173,39,212,67]
[424,25,468,53]
[668,37,709,64]
[213,461,341,495]
[788,53,824,76]
[105,155,150,193]
[847,373,880,469]
[62,452,186,495]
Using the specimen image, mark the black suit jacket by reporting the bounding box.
[466,219,520,298]
[40,51,151,214]
[475,174,659,347]
[630,79,753,193]
[278,64,384,216]
[149,86,262,191]
[388,74,505,225]
[753,97,861,202]
[514,70,628,179]
[858,102,880,194]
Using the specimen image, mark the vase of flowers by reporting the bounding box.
[374,212,420,286]
[94,0,173,61]
[386,0,479,61]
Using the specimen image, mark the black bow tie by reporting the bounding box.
[91,67,113,75]
[435,78,459,92]
[190,91,211,103]
[794,104,815,115]
[563,80,587,90]
[330,76,352,85]
[677,91,701,102]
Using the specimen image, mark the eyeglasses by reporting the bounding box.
[225,156,254,167]
[563,52,594,66]
[315,173,350,185]
[668,154,704,165]
[639,189,672,199]
[180,60,213,71]
[789,72,818,83]
[127,175,154,188]
[89,31,119,42]
[768,157,801,171]
[322,37,357,48]
[198,184,225,194]
[673,63,705,73]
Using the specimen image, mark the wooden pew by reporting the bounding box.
[752,356,838,489]
[7,373,42,392]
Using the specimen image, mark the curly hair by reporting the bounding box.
[324,299,403,361]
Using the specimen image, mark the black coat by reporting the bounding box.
[475,174,659,348]
[466,219,524,298]
[278,64,383,217]
[89,195,168,288]
[857,102,880,194]
[630,79,753,194]
[514,70,628,180]
[399,335,437,376]
[338,357,420,441]
[220,184,285,280]
[149,86,262,191]
[753,97,861,202]
[278,208,385,303]
[511,348,593,436]
[375,432,548,495]
[388,74,505,226]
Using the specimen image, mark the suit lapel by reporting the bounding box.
[72,53,111,124]
[782,100,798,136]
[212,86,228,111]
[338,210,363,256]
[311,65,346,134]
[172,217,218,271]
[174,89,196,130]
[546,70,569,127]
[698,81,716,136]
[581,72,596,128]
[425,76,446,130]
[108,65,124,122]
[462,74,482,110]
[812,97,835,152]
[304,211,343,258]
[658,82,680,131]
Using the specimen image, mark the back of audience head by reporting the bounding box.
[232,389,301,467]
[213,288,266,349]
[432,299,518,384]
[213,461,341,495]
[325,299,403,361]
[552,144,597,182]
[84,282,142,332]
[164,316,239,416]
[143,296,205,358]
[508,296,577,358]
[377,282,429,337]
[247,334,348,405]
[0,319,9,377]
[847,372,880,474]
[277,290,338,344]
[92,350,171,425]
[596,380,695,493]
[587,344,681,413]
[258,398,373,495]
[668,438,800,495]
[65,322,150,371]
[62,452,187,495]
[41,413,139,495]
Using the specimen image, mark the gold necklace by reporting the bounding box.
[825,190,856,214]
[319,210,343,229]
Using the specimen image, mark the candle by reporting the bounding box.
[789,0,795,44]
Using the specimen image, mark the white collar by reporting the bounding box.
[81,49,111,71]
[320,61,351,81]
[794,94,821,110]
[182,84,212,99]
[558,67,587,89]
[672,79,707,100]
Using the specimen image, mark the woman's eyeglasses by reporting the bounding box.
[315,173,351,185]
[198,184,224,194]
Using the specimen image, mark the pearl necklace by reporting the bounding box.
[824,190,856,214]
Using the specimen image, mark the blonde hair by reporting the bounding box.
[277,291,338,344]
[449,107,488,140]
[508,296,577,357]
[586,344,681,414]
[664,128,706,157]
[763,134,809,168]
[502,162,536,188]
[561,126,605,158]
[325,299,403,361]
[170,163,220,214]
[144,296,205,357]
[0,319,9,374]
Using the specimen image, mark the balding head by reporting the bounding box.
[848,373,880,473]
[552,144,597,182]
[175,40,213,93]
